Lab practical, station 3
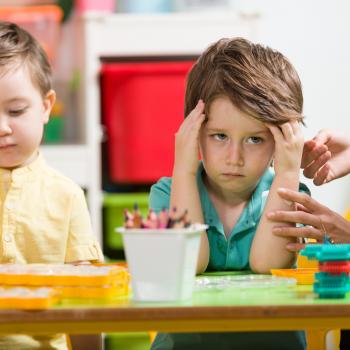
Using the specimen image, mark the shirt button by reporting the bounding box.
[3,234,11,243]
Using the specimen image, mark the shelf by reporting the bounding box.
[40,145,91,189]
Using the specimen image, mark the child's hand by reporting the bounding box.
[267,120,304,175]
[173,100,206,177]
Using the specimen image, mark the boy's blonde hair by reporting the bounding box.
[0,21,52,97]
[185,37,304,124]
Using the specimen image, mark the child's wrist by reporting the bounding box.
[274,168,300,180]
[172,162,198,178]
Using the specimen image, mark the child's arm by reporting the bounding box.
[250,121,304,273]
[65,188,103,263]
[170,100,209,274]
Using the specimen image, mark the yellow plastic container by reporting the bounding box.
[270,268,318,285]
[0,264,129,287]
[59,284,130,299]
[0,287,60,310]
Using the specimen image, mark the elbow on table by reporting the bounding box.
[249,261,272,274]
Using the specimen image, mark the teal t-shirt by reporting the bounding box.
[149,163,310,271]
[149,163,308,350]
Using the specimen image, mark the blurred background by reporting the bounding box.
[1,1,349,349]
[1,0,350,259]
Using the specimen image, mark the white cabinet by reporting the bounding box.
[42,11,259,246]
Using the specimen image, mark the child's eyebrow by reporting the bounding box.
[206,127,269,135]
[248,129,270,135]
[4,97,28,103]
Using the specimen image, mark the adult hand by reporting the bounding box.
[267,188,350,252]
[302,129,350,185]
[173,100,205,177]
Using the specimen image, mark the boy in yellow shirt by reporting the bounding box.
[0,21,103,349]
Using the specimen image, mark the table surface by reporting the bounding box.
[2,271,350,335]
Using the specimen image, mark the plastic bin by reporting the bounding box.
[0,6,63,61]
[117,225,206,301]
[101,60,195,184]
[103,193,149,251]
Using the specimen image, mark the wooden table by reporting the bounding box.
[2,273,350,350]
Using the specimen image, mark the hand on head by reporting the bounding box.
[266,120,304,175]
[173,100,206,177]
[302,129,350,185]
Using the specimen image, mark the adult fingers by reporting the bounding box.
[302,150,331,179]
[285,242,306,253]
[301,142,328,169]
[275,188,324,213]
[312,129,332,145]
[272,225,323,241]
[313,163,333,186]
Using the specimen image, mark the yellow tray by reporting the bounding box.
[0,264,129,287]
[59,284,130,298]
[270,268,318,285]
[0,287,60,310]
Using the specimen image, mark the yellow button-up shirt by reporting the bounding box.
[0,153,103,349]
[0,153,102,264]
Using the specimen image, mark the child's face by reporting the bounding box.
[0,64,55,169]
[199,96,275,197]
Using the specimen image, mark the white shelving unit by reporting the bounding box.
[41,11,259,246]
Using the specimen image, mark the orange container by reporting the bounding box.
[0,5,63,61]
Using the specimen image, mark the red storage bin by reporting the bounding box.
[101,60,195,184]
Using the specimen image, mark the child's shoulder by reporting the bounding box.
[149,177,172,210]
[42,163,83,196]
[150,176,172,194]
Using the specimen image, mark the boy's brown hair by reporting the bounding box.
[185,37,303,124]
[0,21,52,97]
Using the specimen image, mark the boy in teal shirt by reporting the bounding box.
[149,37,308,349]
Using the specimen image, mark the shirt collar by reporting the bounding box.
[0,152,45,183]
[196,162,273,236]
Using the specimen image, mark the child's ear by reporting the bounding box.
[42,89,56,124]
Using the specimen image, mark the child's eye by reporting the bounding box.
[246,136,263,144]
[9,108,26,117]
[212,133,227,141]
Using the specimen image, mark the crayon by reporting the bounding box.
[133,203,142,228]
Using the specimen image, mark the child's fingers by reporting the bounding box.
[290,119,302,136]
[187,100,205,120]
[179,100,205,134]
[302,150,331,179]
[279,122,294,141]
[265,124,283,143]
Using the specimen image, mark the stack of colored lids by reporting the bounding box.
[300,244,350,298]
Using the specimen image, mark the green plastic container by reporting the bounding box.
[105,332,151,350]
[103,193,149,250]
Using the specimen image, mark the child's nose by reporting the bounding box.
[226,142,244,166]
[0,118,12,136]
